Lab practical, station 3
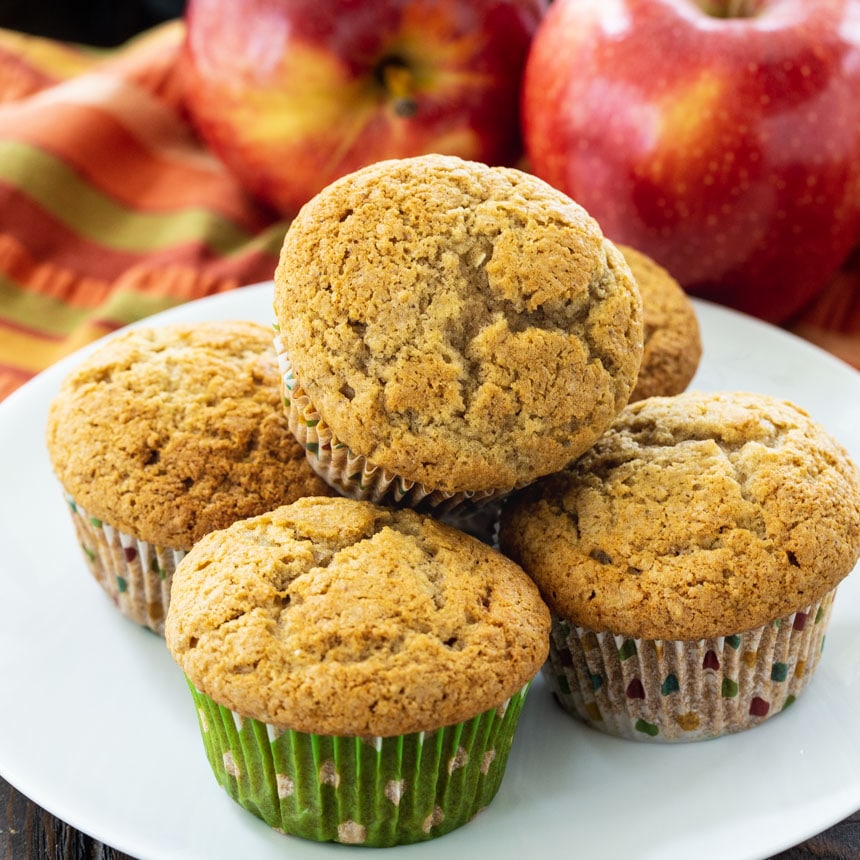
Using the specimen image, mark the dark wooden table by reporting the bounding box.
[2,775,859,859]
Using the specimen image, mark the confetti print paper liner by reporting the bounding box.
[274,334,509,515]
[187,681,531,846]
[544,590,835,742]
[65,494,184,636]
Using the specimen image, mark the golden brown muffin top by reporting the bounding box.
[274,154,643,494]
[618,244,702,402]
[46,321,334,549]
[500,391,860,640]
[165,496,551,736]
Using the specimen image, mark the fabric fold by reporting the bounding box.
[0,20,286,401]
[0,18,856,403]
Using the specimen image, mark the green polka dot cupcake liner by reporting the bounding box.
[186,680,531,846]
[274,334,508,515]
[544,590,836,742]
[64,493,184,636]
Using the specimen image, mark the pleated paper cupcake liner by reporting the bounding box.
[274,334,511,514]
[544,589,836,742]
[64,494,184,635]
[187,680,531,846]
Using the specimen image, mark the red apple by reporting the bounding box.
[522,0,860,323]
[181,0,547,217]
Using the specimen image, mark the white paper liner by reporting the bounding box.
[274,334,511,514]
[544,589,836,742]
[65,494,184,635]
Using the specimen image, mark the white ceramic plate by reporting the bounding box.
[2,283,860,860]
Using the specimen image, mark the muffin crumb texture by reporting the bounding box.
[274,154,643,493]
[618,244,702,402]
[166,497,550,736]
[501,391,860,640]
[46,321,333,549]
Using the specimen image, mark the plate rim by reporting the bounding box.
[1,282,859,860]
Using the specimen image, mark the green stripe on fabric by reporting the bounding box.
[0,276,91,336]
[0,274,186,338]
[226,219,290,260]
[96,287,189,325]
[0,140,258,255]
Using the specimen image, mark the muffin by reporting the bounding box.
[273,153,644,512]
[46,320,334,634]
[499,390,860,742]
[618,244,702,402]
[165,496,550,846]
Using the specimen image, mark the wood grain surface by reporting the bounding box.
[2,775,859,859]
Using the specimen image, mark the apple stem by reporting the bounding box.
[377,58,418,118]
[697,0,763,17]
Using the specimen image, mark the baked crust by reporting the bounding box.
[618,244,702,402]
[46,320,333,548]
[500,391,860,639]
[274,154,644,493]
[166,497,551,736]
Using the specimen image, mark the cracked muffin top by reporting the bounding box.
[165,496,551,736]
[618,244,702,402]
[273,154,644,494]
[499,390,860,640]
[46,321,334,549]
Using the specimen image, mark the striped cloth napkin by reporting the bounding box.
[0,20,287,401]
[0,19,857,403]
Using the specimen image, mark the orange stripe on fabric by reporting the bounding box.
[0,30,100,102]
[0,194,280,306]
[0,99,275,227]
[206,251,279,284]
[0,316,117,371]
[97,257,278,305]
[3,70,219,174]
[0,46,60,102]
[0,185,152,280]
[0,141,271,257]
[0,264,275,402]
[0,28,100,81]
[0,21,184,108]
[0,363,33,402]
[0,264,244,375]
[109,262,243,302]
[0,263,243,345]
[94,20,188,109]
[0,235,114,310]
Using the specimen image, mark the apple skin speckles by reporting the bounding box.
[523,0,860,324]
